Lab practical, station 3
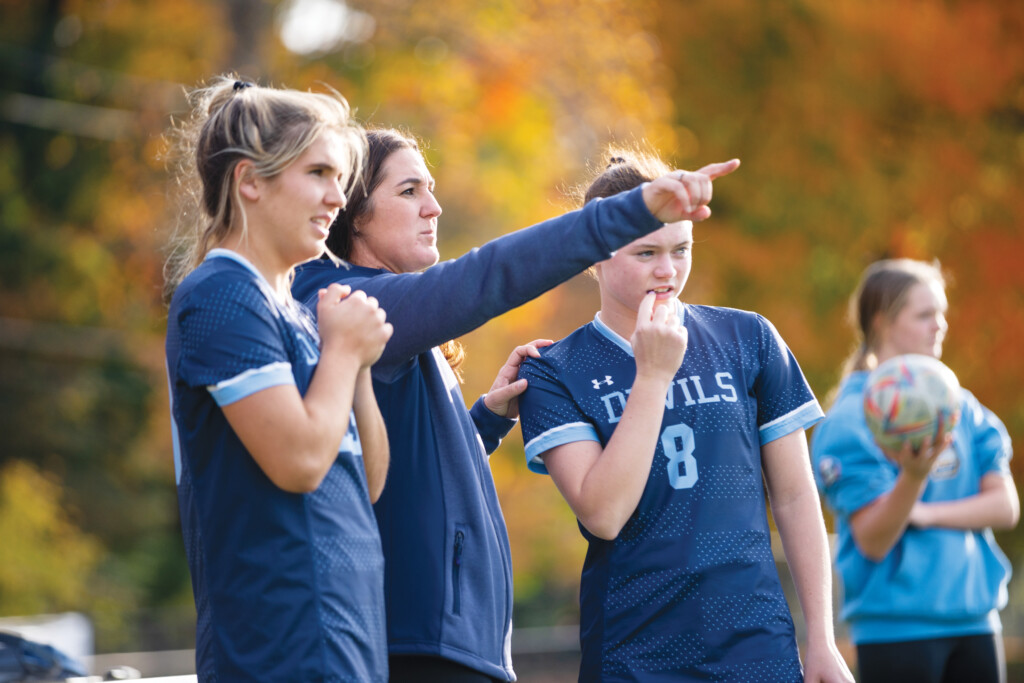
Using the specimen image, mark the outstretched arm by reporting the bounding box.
[342,161,739,371]
[542,294,686,539]
[764,430,854,683]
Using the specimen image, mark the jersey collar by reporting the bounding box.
[206,248,267,283]
[205,248,299,312]
[593,299,687,357]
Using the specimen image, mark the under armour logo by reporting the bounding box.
[592,375,614,389]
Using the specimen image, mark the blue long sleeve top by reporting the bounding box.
[291,186,661,680]
[810,371,1013,645]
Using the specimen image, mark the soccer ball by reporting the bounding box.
[863,354,962,452]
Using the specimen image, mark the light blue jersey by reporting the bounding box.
[811,370,1012,645]
[519,302,823,682]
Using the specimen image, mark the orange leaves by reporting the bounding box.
[847,0,1021,117]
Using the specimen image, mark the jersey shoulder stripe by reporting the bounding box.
[759,398,824,444]
[209,361,295,406]
[524,422,600,473]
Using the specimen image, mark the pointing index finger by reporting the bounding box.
[696,158,741,180]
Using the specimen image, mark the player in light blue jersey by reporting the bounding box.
[163,76,393,681]
[517,149,853,683]
[811,259,1018,683]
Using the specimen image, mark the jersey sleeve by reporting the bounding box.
[753,314,825,444]
[810,403,895,518]
[961,389,1013,476]
[518,355,600,475]
[174,277,297,407]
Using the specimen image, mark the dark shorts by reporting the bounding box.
[856,633,1004,683]
[389,654,503,683]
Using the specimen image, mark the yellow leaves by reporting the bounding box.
[0,461,101,615]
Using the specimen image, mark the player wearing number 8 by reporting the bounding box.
[517,148,853,682]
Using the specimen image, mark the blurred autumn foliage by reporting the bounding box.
[2,0,1023,653]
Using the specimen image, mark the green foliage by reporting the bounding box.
[0,460,101,614]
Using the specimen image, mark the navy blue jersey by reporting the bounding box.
[518,303,823,682]
[165,250,386,682]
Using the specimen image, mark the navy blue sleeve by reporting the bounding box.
[175,274,298,404]
[468,396,517,455]
[342,187,660,372]
[752,314,825,444]
[518,352,600,474]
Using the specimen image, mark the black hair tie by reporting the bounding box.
[233,80,254,92]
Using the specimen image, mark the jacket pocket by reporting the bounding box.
[452,527,465,615]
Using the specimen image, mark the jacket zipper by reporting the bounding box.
[452,530,464,615]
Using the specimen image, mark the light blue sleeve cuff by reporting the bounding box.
[760,399,825,445]
[523,422,601,474]
[208,361,295,406]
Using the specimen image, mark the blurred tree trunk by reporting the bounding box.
[23,0,61,96]
[224,0,274,77]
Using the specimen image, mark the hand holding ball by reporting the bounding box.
[864,354,961,452]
